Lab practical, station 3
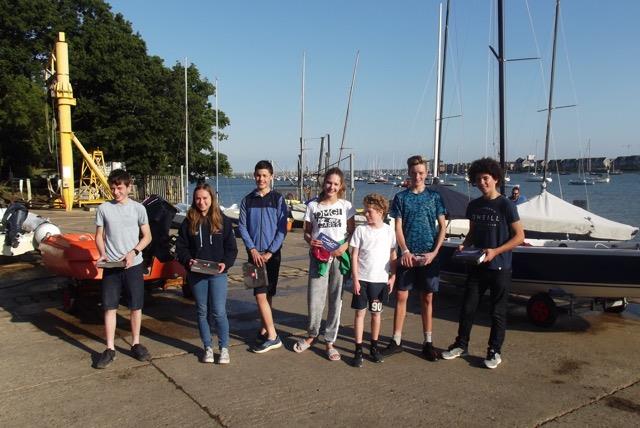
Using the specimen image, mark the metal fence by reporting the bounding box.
[139,175,183,204]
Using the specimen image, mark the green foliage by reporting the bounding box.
[0,0,232,180]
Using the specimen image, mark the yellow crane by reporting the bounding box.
[50,32,112,211]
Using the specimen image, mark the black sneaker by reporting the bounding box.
[422,342,439,362]
[255,331,268,345]
[131,344,151,362]
[370,346,384,363]
[382,340,403,356]
[95,349,116,369]
[353,349,364,368]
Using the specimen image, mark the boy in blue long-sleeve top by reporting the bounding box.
[239,160,289,353]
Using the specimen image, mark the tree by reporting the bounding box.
[0,0,232,180]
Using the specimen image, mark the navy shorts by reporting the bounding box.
[101,263,145,310]
[246,250,281,297]
[396,257,440,293]
[351,281,388,312]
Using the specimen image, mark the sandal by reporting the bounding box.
[293,337,316,353]
[327,347,341,361]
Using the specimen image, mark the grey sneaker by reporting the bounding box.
[442,342,468,360]
[484,349,502,369]
[218,347,230,364]
[202,346,214,363]
[252,336,283,353]
[95,349,116,369]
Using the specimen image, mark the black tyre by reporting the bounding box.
[527,293,558,327]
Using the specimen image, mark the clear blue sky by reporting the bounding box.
[108,0,640,173]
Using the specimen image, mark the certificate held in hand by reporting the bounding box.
[242,263,269,289]
[452,248,486,265]
[190,259,220,275]
[317,233,341,252]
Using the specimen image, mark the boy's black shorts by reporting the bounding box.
[101,263,145,310]
[246,249,281,297]
[396,257,440,293]
[351,281,388,312]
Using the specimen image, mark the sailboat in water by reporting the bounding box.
[440,0,640,327]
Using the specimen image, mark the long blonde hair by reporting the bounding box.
[187,183,223,235]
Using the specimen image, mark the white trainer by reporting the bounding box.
[203,346,214,363]
[218,347,230,364]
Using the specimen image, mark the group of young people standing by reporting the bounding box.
[93,155,523,371]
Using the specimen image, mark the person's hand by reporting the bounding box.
[217,262,226,274]
[124,250,135,269]
[310,238,323,248]
[263,252,272,262]
[250,248,264,267]
[457,244,465,252]
[401,251,414,267]
[188,259,196,267]
[97,254,107,263]
[483,248,497,263]
[353,280,361,295]
[332,243,348,257]
[388,274,396,293]
[422,251,437,265]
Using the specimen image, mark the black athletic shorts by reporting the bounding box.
[246,249,281,297]
[101,263,145,310]
[351,281,388,312]
[396,256,440,293]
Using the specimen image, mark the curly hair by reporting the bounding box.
[467,157,504,186]
[363,193,389,216]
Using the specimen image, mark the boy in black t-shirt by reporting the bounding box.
[441,158,524,369]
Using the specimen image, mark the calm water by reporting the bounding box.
[200,172,640,236]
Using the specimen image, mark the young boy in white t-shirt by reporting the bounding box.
[350,194,397,367]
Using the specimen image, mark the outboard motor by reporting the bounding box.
[1,202,28,248]
[142,195,178,263]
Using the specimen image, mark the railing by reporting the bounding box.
[139,175,183,204]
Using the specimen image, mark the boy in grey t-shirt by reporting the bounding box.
[94,169,152,369]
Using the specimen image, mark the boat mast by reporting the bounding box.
[338,50,359,168]
[184,57,189,204]
[298,52,305,201]
[215,77,219,197]
[433,0,451,181]
[541,0,560,189]
[496,0,506,195]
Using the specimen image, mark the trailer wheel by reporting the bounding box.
[527,293,558,327]
[604,298,628,314]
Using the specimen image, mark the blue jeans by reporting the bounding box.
[190,273,229,349]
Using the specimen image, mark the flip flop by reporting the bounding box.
[327,347,341,361]
[293,337,316,353]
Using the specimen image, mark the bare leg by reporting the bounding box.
[371,310,381,341]
[354,309,366,344]
[420,292,433,333]
[392,290,409,336]
[130,309,142,345]
[104,309,117,349]
[255,293,277,339]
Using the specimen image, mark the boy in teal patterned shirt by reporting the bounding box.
[383,155,446,361]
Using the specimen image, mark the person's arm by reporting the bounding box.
[458,221,475,251]
[265,195,288,260]
[124,223,151,268]
[333,216,355,257]
[95,226,107,262]
[388,247,398,292]
[350,245,361,295]
[395,217,413,268]
[424,213,447,265]
[220,216,239,273]
[483,220,525,263]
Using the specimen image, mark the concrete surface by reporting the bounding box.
[0,208,639,427]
